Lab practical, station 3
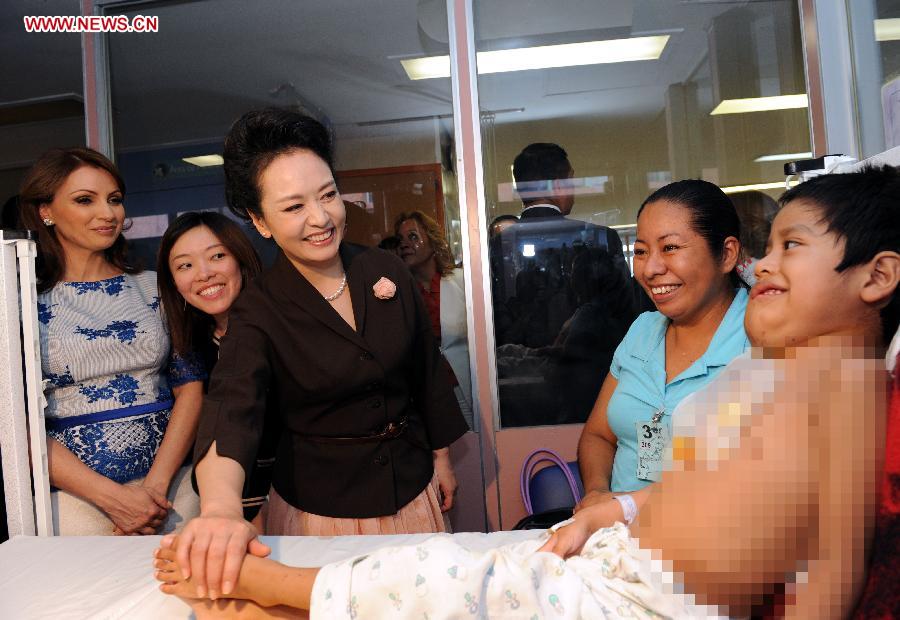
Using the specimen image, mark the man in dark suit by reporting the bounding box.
[491,143,637,426]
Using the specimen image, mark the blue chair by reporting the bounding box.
[520,449,584,515]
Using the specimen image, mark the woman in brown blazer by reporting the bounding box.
[178,108,468,600]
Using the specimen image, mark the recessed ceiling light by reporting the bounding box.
[753,151,813,163]
[401,55,452,81]
[710,94,808,115]
[720,181,798,194]
[182,155,223,167]
[401,35,670,80]
[875,18,900,42]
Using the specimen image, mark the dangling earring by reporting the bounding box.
[42,218,54,226]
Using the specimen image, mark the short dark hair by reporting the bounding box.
[18,147,139,293]
[638,180,742,286]
[779,165,900,343]
[729,190,779,259]
[156,211,262,354]
[223,108,334,220]
[512,143,571,196]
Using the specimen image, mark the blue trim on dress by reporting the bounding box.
[45,399,174,432]
[168,351,208,387]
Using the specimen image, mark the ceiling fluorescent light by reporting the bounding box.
[753,151,813,163]
[710,94,808,115]
[400,55,451,81]
[182,155,224,167]
[401,56,449,80]
[401,35,670,80]
[477,36,670,74]
[720,181,798,194]
[875,18,900,42]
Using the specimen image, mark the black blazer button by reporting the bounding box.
[359,352,373,361]
[374,455,388,466]
[370,400,382,409]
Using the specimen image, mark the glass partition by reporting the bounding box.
[467,0,810,427]
[849,0,900,158]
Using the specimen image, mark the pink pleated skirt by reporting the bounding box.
[265,474,449,536]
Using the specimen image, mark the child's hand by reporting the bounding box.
[537,518,592,559]
[538,495,628,558]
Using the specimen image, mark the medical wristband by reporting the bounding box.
[614,494,638,525]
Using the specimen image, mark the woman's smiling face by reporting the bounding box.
[168,225,243,321]
[39,165,125,255]
[250,148,346,270]
[633,199,737,324]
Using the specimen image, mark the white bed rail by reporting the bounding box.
[0,230,52,536]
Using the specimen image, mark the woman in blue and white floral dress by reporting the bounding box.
[19,147,206,536]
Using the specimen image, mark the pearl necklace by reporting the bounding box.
[324,273,348,302]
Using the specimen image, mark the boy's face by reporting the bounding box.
[746,199,863,348]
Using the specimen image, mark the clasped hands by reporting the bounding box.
[105,481,172,535]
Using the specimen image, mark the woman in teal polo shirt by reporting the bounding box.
[577,180,750,510]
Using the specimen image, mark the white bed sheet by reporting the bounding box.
[0,530,542,619]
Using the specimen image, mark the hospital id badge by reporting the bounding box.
[636,410,669,482]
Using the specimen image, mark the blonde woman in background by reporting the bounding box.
[395,210,473,426]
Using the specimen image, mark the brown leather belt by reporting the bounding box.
[303,417,408,445]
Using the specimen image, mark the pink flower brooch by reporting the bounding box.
[373,277,397,300]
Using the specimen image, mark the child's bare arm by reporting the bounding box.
[784,359,886,619]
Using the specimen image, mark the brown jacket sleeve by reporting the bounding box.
[192,299,271,477]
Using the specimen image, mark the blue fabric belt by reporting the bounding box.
[45,399,174,432]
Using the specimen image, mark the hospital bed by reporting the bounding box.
[0,530,542,619]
